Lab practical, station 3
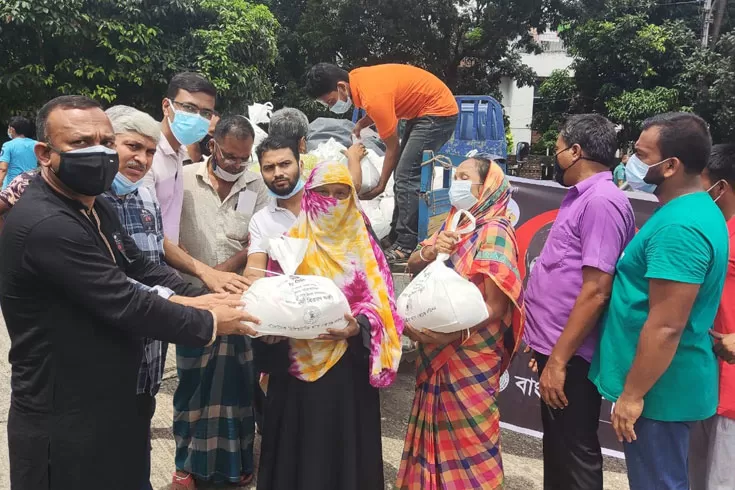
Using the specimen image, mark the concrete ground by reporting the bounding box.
[0,322,630,489]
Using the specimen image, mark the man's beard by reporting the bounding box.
[267,176,298,196]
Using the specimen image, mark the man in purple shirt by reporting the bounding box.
[524,114,635,490]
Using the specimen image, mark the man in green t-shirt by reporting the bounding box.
[613,153,628,187]
[589,112,728,490]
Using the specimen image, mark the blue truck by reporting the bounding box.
[353,94,507,244]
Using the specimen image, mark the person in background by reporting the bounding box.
[268,106,366,179]
[689,143,735,490]
[171,116,269,490]
[614,153,628,187]
[141,72,249,294]
[590,112,727,490]
[0,95,258,490]
[397,156,524,489]
[524,114,635,490]
[103,105,241,490]
[268,107,318,175]
[252,160,402,490]
[186,113,220,164]
[1,116,38,189]
[305,63,458,263]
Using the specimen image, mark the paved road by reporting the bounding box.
[0,320,630,489]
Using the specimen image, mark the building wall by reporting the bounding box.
[501,33,573,153]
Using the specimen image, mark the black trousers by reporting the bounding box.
[536,353,603,490]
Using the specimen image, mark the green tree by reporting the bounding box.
[531,69,578,147]
[264,0,564,112]
[605,86,689,142]
[681,31,735,142]
[0,0,279,126]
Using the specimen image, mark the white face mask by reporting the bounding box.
[707,180,727,203]
[625,154,667,194]
[449,179,480,210]
[329,86,352,114]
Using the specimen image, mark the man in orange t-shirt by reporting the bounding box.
[689,143,735,490]
[306,63,458,262]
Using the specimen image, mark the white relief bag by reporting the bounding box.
[396,210,489,333]
[240,236,350,339]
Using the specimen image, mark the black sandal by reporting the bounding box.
[385,245,411,264]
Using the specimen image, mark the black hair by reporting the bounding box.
[213,115,255,142]
[641,112,712,174]
[256,135,300,163]
[8,116,33,137]
[36,95,102,142]
[471,157,492,182]
[305,63,350,99]
[706,144,735,185]
[559,114,618,168]
[166,72,217,100]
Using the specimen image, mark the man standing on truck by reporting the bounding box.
[306,63,458,263]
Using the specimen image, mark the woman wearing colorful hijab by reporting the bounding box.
[396,155,525,489]
[256,161,403,490]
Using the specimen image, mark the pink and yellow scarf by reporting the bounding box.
[286,161,403,387]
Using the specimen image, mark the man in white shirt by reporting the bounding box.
[142,72,249,293]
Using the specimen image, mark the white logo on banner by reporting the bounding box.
[507,198,520,227]
[500,370,510,392]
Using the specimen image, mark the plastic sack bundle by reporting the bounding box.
[240,236,350,339]
[310,138,381,192]
[396,210,489,333]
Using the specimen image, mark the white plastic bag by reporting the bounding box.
[396,210,489,333]
[247,102,273,125]
[311,138,381,192]
[240,236,350,339]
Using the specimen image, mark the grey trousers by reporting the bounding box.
[689,414,735,490]
[390,115,458,251]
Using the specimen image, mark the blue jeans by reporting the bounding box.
[623,417,691,490]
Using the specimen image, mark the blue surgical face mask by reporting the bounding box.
[625,154,666,194]
[329,88,352,114]
[111,172,142,196]
[167,99,210,146]
[267,178,305,200]
[449,179,480,210]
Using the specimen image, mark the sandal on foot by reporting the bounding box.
[171,472,197,490]
[232,474,254,487]
[385,246,411,264]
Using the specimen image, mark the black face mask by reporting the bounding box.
[554,147,575,186]
[54,146,120,196]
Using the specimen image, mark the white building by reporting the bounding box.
[499,31,573,150]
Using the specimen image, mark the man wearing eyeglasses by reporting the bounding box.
[142,72,250,294]
[171,115,269,489]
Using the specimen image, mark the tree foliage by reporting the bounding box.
[681,31,735,142]
[266,0,562,112]
[0,0,279,125]
[532,0,735,147]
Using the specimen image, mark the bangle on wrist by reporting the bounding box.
[419,246,433,262]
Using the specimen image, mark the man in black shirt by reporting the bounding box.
[0,95,259,490]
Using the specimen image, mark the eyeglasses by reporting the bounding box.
[171,100,217,120]
[214,141,250,166]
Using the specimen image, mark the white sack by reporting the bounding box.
[362,198,391,240]
[240,236,350,339]
[311,138,381,192]
[396,210,489,333]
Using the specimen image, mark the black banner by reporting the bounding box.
[496,177,659,456]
